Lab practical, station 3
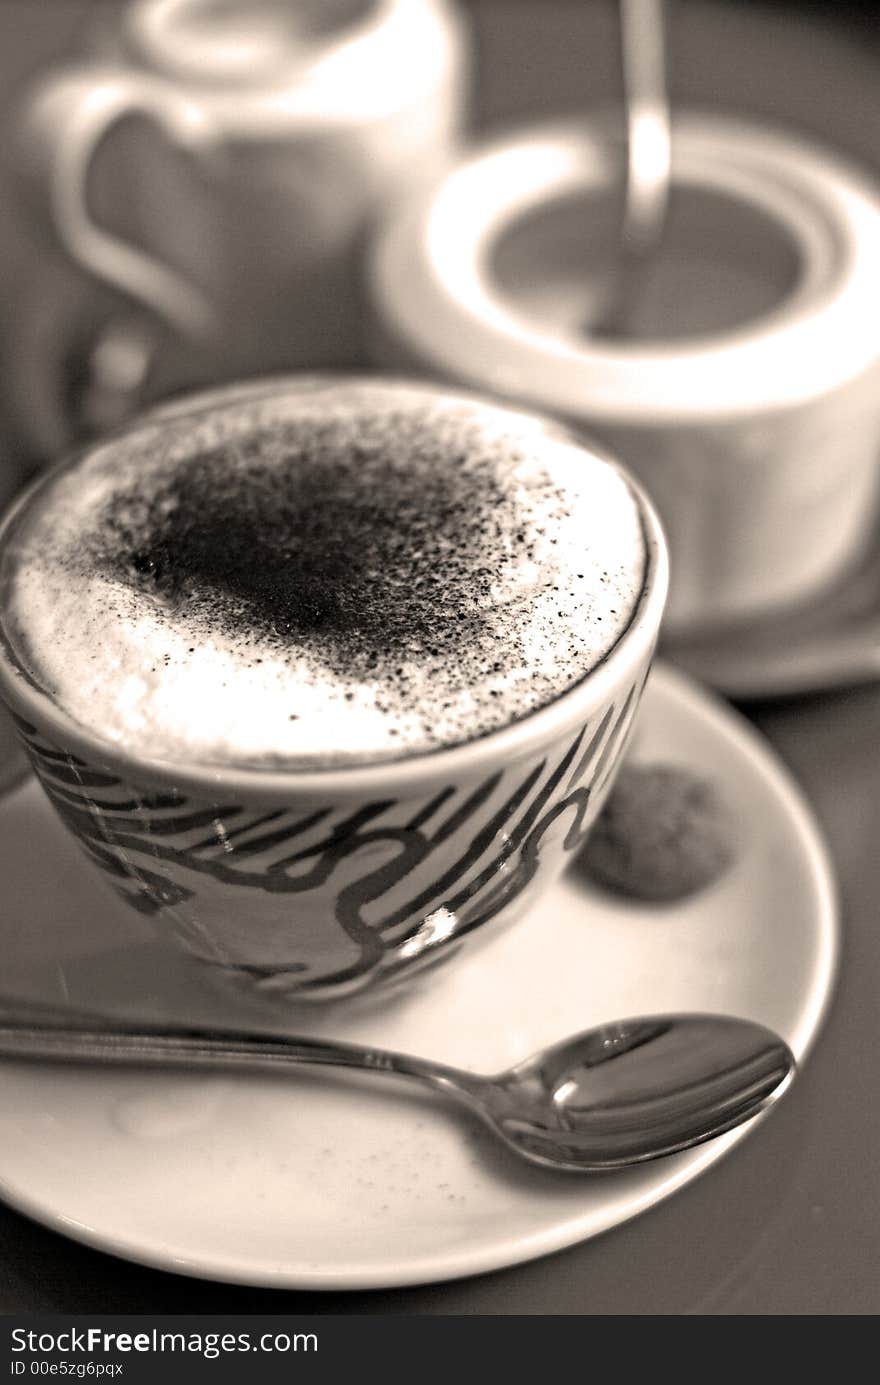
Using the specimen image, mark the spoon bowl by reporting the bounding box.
[0,1007,795,1174]
[485,1014,794,1170]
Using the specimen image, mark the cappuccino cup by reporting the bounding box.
[0,376,667,1001]
[368,114,880,635]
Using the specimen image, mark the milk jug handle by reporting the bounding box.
[15,65,219,340]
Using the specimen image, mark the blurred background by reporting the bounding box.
[0,0,877,494]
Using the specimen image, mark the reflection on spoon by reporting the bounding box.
[0,1009,794,1173]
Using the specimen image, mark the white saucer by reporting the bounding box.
[0,664,838,1289]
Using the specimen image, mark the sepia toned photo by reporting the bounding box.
[0,0,877,1328]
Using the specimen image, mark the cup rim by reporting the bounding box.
[369,111,880,422]
[0,374,668,804]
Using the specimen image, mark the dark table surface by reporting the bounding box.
[0,0,878,1315]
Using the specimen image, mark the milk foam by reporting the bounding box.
[6,380,646,767]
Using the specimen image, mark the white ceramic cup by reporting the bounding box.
[13,0,468,378]
[0,374,667,1001]
[368,114,880,635]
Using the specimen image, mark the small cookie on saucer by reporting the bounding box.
[579,762,740,903]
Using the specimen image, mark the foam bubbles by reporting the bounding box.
[6,379,646,767]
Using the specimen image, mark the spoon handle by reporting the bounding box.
[592,0,671,339]
[0,1018,479,1101]
[620,0,671,254]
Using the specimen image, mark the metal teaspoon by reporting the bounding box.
[0,1011,794,1172]
[591,0,672,339]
